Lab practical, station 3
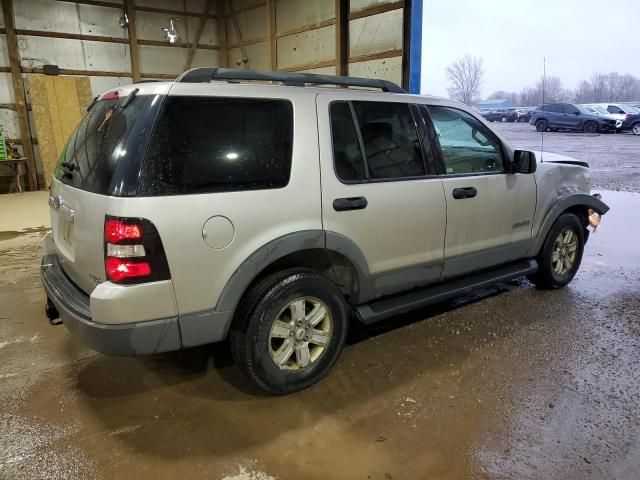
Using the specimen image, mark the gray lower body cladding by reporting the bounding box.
[41,254,229,355]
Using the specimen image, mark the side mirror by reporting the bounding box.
[511,150,537,174]
[575,111,580,115]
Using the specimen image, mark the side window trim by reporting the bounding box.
[415,104,445,176]
[348,101,370,180]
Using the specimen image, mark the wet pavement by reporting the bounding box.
[493,122,640,193]
[0,190,639,480]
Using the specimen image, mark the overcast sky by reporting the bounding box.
[420,0,640,98]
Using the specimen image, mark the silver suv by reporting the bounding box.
[41,69,609,394]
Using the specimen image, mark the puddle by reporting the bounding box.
[0,226,49,242]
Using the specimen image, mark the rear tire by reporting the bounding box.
[230,269,349,394]
[632,122,640,136]
[583,121,598,133]
[528,213,585,289]
[535,119,548,132]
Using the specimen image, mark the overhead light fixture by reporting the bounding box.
[161,18,179,44]
[119,12,129,28]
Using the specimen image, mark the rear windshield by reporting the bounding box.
[54,94,158,195]
[137,96,294,196]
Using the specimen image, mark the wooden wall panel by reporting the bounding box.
[28,74,91,186]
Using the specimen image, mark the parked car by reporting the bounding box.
[483,108,518,122]
[515,108,533,123]
[581,105,624,131]
[601,103,640,136]
[41,69,609,394]
[529,103,618,133]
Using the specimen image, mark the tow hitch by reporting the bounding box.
[46,298,62,325]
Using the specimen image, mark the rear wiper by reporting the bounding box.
[60,161,79,178]
[121,88,139,109]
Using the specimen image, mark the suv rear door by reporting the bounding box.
[423,104,536,278]
[49,88,165,293]
[316,93,446,300]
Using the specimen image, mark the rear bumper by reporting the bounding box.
[41,254,182,355]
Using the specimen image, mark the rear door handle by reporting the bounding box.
[333,196,368,211]
[452,187,477,199]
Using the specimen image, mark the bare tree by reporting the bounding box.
[574,80,593,103]
[446,54,483,105]
[618,74,639,102]
[606,72,623,101]
[590,73,607,102]
[535,75,564,103]
[519,87,540,107]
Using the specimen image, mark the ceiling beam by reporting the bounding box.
[184,0,215,70]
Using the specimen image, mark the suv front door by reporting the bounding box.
[317,93,447,301]
[424,104,537,278]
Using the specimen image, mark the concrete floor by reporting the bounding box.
[1,138,639,478]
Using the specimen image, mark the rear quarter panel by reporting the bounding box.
[108,84,322,316]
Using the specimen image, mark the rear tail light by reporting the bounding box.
[625,114,631,121]
[104,216,170,284]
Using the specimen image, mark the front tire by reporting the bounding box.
[583,121,598,133]
[535,119,548,132]
[230,269,349,394]
[528,213,585,289]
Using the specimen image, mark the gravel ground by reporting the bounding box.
[492,122,640,193]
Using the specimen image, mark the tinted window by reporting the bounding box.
[564,105,579,114]
[54,94,157,194]
[330,102,366,181]
[138,97,293,195]
[607,106,623,114]
[352,102,425,179]
[428,106,504,175]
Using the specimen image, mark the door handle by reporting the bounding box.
[452,187,477,199]
[333,196,368,211]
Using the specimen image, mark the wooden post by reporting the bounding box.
[266,0,277,71]
[335,0,348,76]
[184,0,214,70]
[2,0,38,190]
[401,0,412,91]
[216,0,228,67]
[125,0,141,81]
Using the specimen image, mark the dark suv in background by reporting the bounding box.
[529,103,617,133]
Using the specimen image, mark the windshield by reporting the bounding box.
[54,94,160,195]
[588,105,609,115]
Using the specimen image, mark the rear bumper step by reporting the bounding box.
[41,254,182,355]
[355,259,538,324]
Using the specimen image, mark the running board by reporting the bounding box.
[355,259,538,325]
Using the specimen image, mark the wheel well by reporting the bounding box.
[242,249,359,303]
[564,205,589,228]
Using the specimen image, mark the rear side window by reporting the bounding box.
[329,101,426,182]
[138,97,293,195]
[54,94,158,195]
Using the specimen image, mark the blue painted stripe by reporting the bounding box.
[408,0,423,94]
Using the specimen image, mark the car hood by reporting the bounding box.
[534,151,589,167]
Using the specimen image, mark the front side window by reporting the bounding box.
[138,97,293,195]
[564,105,579,114]
[428,106,504,175]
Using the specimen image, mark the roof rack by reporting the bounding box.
[175,68,406,94]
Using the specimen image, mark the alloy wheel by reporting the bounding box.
[269,297,333,371]
[552,229,578,275]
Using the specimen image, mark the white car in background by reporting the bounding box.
[582,105,624,130]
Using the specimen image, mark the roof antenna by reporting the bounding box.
[540,57,546,162]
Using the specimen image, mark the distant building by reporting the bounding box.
[475,99,515,109]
